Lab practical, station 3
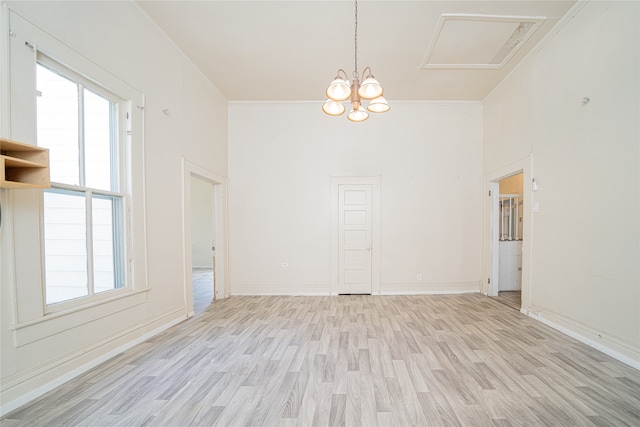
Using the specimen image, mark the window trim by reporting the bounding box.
[37,57,123,192]
[14,289,150,347]
[42,187,130,313]
[37,54,122,108]
[8,10,148,330]
[36,55,132,313]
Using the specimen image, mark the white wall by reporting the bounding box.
[483,0,639,364]
[0,0,227,413]
[228,102,483,295]
[191,176,215,268]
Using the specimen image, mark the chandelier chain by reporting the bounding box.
[354,0,358,79]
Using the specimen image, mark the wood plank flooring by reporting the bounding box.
[2,292,639,426]
[491,291,521,311]
[192,269,214,314]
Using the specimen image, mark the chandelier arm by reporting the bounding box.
[335,69,349,81]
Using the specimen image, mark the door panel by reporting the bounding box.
[344,250,366,265]
[344,210,366,225]
[344,230,367,245]
[338,184,372,294]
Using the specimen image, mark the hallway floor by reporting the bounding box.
[492,290,521,311]
[192,268,214,314]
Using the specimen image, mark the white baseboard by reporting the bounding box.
[0,314,186,417]
[232,282,482,296]
[231,283,330,295]
[381,282,481,294]
[527,311,640,370]
[380,289,480,295]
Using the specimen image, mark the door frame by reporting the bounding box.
[330,176,381,295]
[182,158,228,317]
[484,156,532,314]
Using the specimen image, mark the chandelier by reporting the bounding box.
[322,0,390,122]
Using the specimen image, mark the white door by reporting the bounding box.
[338,184,372,294]
[498,240,523,291]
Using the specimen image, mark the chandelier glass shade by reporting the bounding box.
[322,99,346,116]
[347,106,369,122]
[326,72,351,101]
[367,96,390,113]
[323,0,389,122]
[358,75,383,99]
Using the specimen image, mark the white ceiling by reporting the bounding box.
[136,0,577,101]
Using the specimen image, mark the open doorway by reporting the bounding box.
[190,176,215,314]
[491,173,523,310]
[182,158,227,318]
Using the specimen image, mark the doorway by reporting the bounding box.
[490,172,524,310]
[182,158,227,317]
[486,157,532,314]
[338,184,373,294]
[190,176,215,313]
[330,176,381,295]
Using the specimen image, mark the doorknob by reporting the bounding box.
[367,245,372,253]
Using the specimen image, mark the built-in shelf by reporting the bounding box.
[1,137,50,189]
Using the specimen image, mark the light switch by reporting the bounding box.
[533,202,540,213]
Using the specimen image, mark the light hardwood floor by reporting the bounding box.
[492,291,521,311]
[2,290,639,426]
[192,269,215,314]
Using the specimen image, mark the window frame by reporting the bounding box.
[36,55,132,313]
[42,186,128,310]
[7,10,148,337]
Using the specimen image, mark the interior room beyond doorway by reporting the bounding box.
[493,173,523,310]
[190,176,216,313]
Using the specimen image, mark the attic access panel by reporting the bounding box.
[422,14,546,69]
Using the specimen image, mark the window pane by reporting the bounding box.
[37,64,79,186]
[84,89,113,191]
[92,195,124,294]
[37,56,127,308]
[44,191,88,304]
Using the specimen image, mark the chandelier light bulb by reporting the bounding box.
[348,106,369,122]
[322,99,346,116]
[358,76,383,100]
[367,96,390,113]
[326,77,351,101]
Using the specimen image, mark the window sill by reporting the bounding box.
[44,286,135,316]
[13,287,151,347]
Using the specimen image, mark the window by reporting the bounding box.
[37,58,126,306]
[8,13,146,331]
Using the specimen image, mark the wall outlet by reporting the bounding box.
[281,262,288,268]
[417,273,423,281]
